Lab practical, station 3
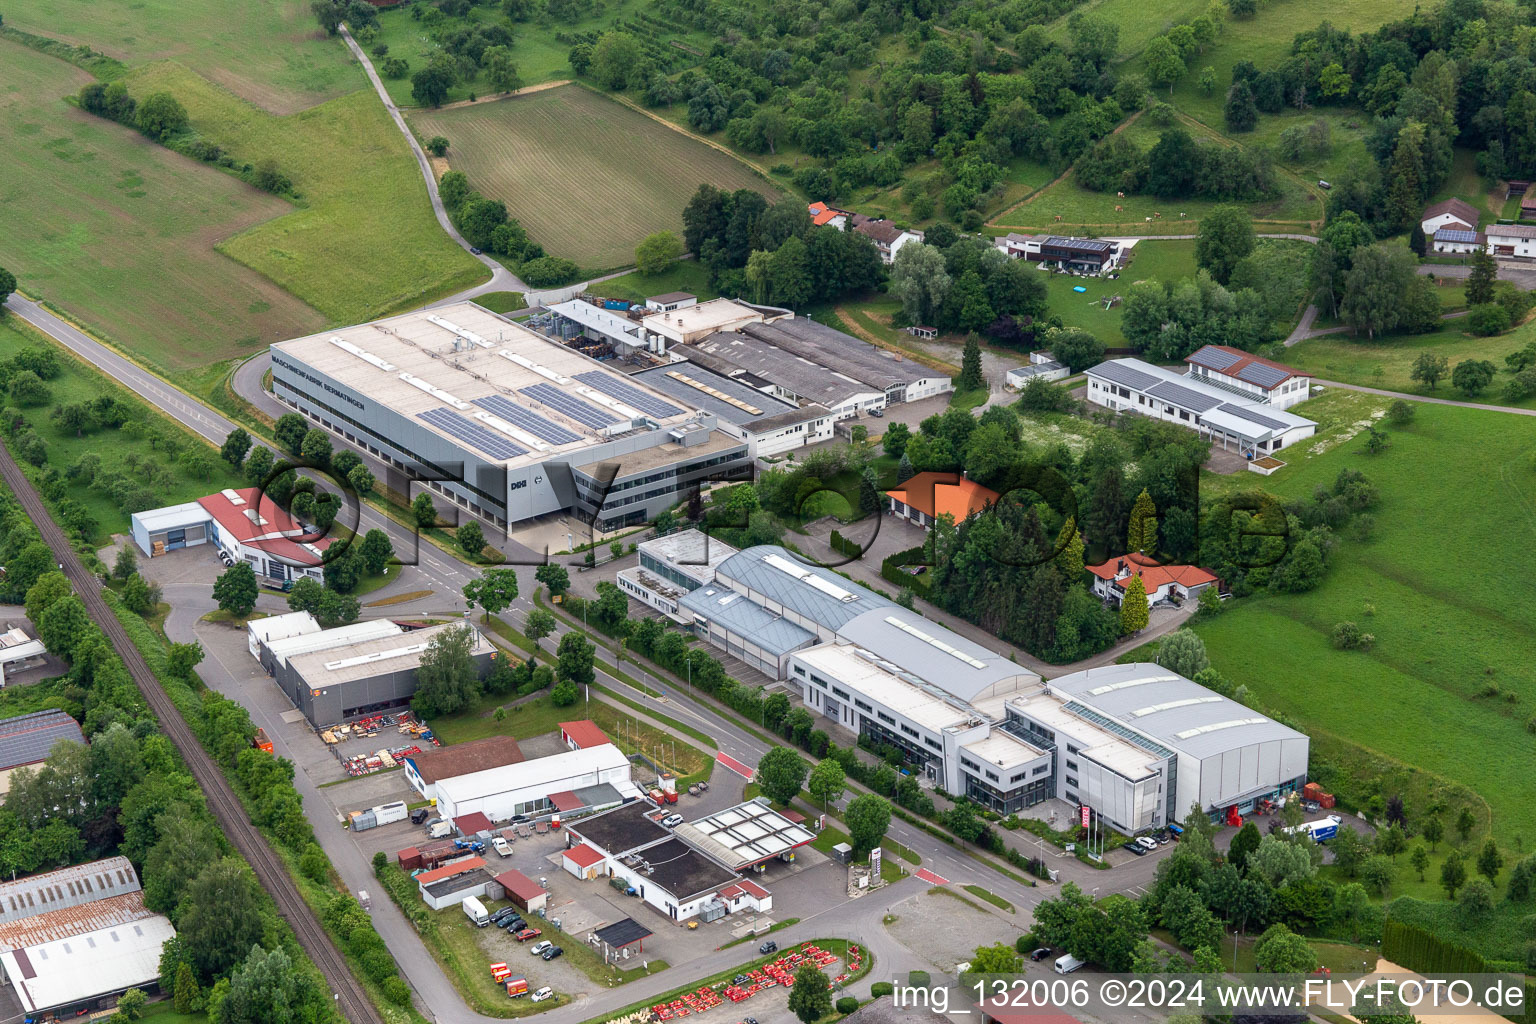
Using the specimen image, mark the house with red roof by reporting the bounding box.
[130,487,331,585]
[1087,553,1218,607]
[1183,345,1314,411]
[885,472,999,530]
[561,843,606,881]
[717,878,772,913]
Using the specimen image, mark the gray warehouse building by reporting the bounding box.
[275,622,495,726]
[269,303,749,534]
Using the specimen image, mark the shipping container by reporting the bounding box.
[253,728,273,753]
[350,811,376,832]
[397,846,423,871]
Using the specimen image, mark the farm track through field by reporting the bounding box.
[0,441,383,1024]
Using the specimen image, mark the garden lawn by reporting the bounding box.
[1162,0,1420,130]
[123,60,486,332]
[1192,400,1536,850]
[410,85,777,272]
[1043,0,1208,62]
[431,689,709,780]
[0,0,360,113]
[596,261,717,305]
[1042,239,1198,345]
[1285,319,1536,407]
[0,317,246,544]
[0,40,327,374]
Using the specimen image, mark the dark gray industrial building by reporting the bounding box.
[275,622,495,726]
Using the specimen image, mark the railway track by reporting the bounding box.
[0,442,384,1024]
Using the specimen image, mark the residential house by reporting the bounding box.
[1420,198,1479,237]
[1182,345,1314,410]
[885,472,1000,529]
[1486,222,1536,258]
[1432,227,1486,255]
[848,216,922,264]
[1087,553,1218,607]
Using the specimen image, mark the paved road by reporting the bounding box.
[1285,305,1470,346]
[337,25,520,300]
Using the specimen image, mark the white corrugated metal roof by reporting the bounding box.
[246,610,320,647]
[130,501,208,534]
[1,914,174,1014]
[264,619,403,668]
[435,743,630,803]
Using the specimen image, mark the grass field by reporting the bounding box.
[595,261,717,305]
[0,40,327,373]
[1285,317,1536,407]
[0,316,246,544]
[1044,0,1208,61]
[124,60,486,335]
[1042,239,1199,345]
[410,85,777,271]
[0,0,360,113]
[1192,399,1536,850]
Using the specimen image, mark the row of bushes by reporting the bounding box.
[879,545,932,596]
[438,170,581,286]
[76,81,294,196]
[1381,919,1487,975]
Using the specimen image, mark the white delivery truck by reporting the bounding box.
[1054,954,1085,974]
[463,896,490,928]
[374,801,409,827]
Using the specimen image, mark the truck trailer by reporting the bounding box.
[349,801,410,832]
[1289,815,1343,843]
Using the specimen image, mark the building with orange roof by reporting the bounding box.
[1086,553,1218,607]
[807,201,849,228]
[885,472,1000,530]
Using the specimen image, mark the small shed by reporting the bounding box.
[594,918,652,961]
[495,868,548,914]
[831,842,853,864]
[718,878,773,913]
[454,811,494,837]
[560,720,611,750]
[562,843,606,881]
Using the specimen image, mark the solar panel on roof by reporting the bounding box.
[1434,229,1479,243]
[1237,362,1290,388]
[1189,346,1242,371]
[1147,380,1223,413]
[472,395,582,444]
[574,371,684,418]
[1092,360,1160,391]
[1218,403,1289,431]
[519,383,621,431]
[417,408,527,460]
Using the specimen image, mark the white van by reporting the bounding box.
[462,896,490,927]
[1054,954,1085,974]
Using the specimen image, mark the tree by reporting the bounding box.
[167,641,205,679]
[425,136,450,157]
[845,793,892,856]
[1145,36,1185,95]
[1376,823,1406,861]
[972,942,1023,973]
[123,573,159,615]
[590,32,642,90]
[213,944,321,1024]
[535,562,570,597]
[299,428,331,467]
[1408,223,1427,257]
[890,243,951,326]
[1042,327,1105,373]
[482,46,521,94]
[0,266,14,306]
[1127,488,1157,553]
[807,758,846,810]
[1456,806,1476,842]
[524,608,556,645]
[411,625,482,717]
[1422,815,1444,851]
[757,747,808,806]
[1361,855,1395,897]
[1466,249,1498,306]
[1248,835,1316,888]
[555,630,595,686]
[1410,844,1430,881]
[9,370,50,406]
[411,56,455,106]
[958,334,985,392]
[411,492,438,528]
[1229,820,1262,872]
[180,859,265,981]
[1478,837,1504,882]
[137,92,188,141]
[457,520,486,559]
[221,428,252,469]
[315,589,359,627]
[212,563,258,617]
[1457,877,1495,926]
[550,680,579,707]
[1440,849,1467,898]
[25,570,72,626]
[173,962,200,1014]
[636,231,684,274]
[1341,244,1417,339]
[117,987,148,1020]
[1120,575,1149,634]
[1157,629,1209,678]
[273,413,307,454]
[358,529,393,576]
[1410,352,1449,391]
[788,965,832,1024]
[1330,827,1368,877]
[1451,359,1496,397]
[1254,923,1316,973]
[1195,206,1256,285]
[243,445,275,488]
[1223,80,1258,132]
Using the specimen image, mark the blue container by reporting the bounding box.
[1073,285,1087,293]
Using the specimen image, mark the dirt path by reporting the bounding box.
[833,305,960,375]
[424,79,574,112]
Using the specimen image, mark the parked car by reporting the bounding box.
[662,813,684,828]
[1156,831,1171,845]
[759,940,778,954]
[502,917,525,932]
[492,836,513,857]
[470,247,483,255]
[516,929,543,943]
[869,408,883,417]
[1136,836,1158,851]
[1030,948,1052,962]
[1122,840,1146,856]
[530,940,553,957]
[490,908,518,926]
[410,808,430,825]
[531,987,554,1002]
[542,946,564,961]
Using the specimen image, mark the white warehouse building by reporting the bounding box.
[433,743,638,822]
